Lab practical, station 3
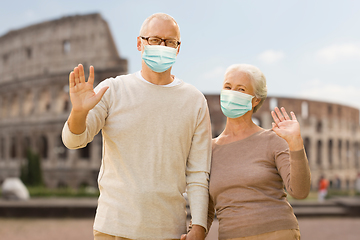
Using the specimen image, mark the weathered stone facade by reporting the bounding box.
[0,13,127,188]
[206,94,360,190]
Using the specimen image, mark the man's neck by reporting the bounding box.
[141,63,174,85]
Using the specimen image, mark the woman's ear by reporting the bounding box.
[252,98,261,107]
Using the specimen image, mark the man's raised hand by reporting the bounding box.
[69,64,109,113]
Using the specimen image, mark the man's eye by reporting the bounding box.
[149,38,161,44]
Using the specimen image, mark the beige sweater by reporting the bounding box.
[208,129,310,239]
[62,73,212,239]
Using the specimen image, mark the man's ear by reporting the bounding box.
[176,42,181,55]
[137,36,142,51]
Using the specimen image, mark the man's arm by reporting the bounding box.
[185,98,212,239]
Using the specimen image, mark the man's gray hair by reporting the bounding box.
[225,64,267,113]
[139,13,180,39]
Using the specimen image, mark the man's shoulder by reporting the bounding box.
[103,73,136,83]
[178,81,206,98]
[96,73,137,89]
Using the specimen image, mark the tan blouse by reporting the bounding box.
[208,129,311,239]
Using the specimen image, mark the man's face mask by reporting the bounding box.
[142,45,177,73]
[220,89,254,118]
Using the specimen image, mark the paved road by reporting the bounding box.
[1,217,360,240]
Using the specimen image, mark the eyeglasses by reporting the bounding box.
[140,36,180,48]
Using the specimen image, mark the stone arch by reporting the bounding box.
[38,135,48,160]
[79,142,91,159]
[354,142,360,168]
[338,139,342,168]
[304,137,310,161]
[1,95,8,118]
[317,140,322,167]
[23,90,34,116]
[10,136,17,159]
[328,139,333,167]
[55,135,67,160]
[301,101,309,119]
[10,94,19,117]
[0,136,5,159]
[316,121,323,133]
[22,136,31,158]
[39,88,51,113]
[346,140,350,167]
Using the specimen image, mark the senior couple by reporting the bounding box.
[62,13,311,240]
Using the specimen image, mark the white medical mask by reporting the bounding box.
[142,45,177,73]
[220,89,254,118]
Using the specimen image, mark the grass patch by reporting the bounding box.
[26,186,99,198]
[287,191,318,202]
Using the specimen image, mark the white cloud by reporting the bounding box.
[316,43,360,63]
[297,79,360,109]
[201,66,226,80]
[257,50,285,64]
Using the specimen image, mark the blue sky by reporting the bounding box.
[1,0,360,109]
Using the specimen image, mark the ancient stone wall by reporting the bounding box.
[0,13,127,188]
[207,95,360,191]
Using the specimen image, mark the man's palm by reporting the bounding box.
[69,64,108,112]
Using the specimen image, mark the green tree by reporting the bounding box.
[20,149,43,186]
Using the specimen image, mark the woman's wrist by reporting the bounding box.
[287,136,304,151]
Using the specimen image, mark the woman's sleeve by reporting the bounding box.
[274,138,311,199]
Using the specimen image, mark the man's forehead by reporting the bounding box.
[146,18,180,38]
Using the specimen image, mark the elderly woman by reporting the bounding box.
[183,64,311,240]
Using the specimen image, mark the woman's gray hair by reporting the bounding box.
[139,13,180,40]
[225,64,267,113]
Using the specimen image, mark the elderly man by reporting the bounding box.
[62,13,211,240]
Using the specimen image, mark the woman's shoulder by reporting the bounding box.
[260,129,288,150]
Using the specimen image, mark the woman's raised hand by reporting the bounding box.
[271,107,303,151]
[69,64,109,113]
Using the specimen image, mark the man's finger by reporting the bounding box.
[95,86,109,102]
[78,64,85,83]
[74,66,80,84]
[88,66,95,85]
[69,71,75,88]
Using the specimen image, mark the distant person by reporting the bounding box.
[335,175,341,189]
[183,64,311,240]
[318,176,329,202]
[62,13,211,240]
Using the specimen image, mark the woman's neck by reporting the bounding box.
[216,114,262,144]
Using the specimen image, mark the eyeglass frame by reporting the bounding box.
[140,36,181,48]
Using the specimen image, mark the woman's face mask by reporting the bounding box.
[220,89,254,118]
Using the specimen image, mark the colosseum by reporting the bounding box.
[1,13,359,191]
[207,94,360,190]
[0,13,127,188]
